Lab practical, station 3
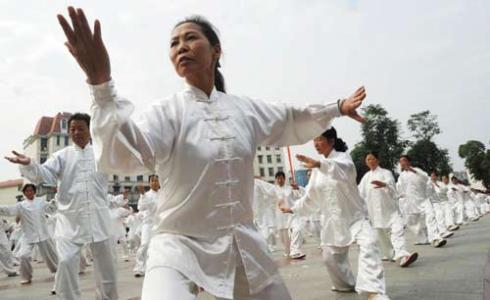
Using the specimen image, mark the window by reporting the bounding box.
[56,135,60,146]
[267,155,272,164]
[40,156,47,164]
[257,146,261,151]
[275,147,280,150]
[268,167,274,176]
[276,155,281,163]
[61,119,67,130]
[258,155,263,164]
[278,167,283,172]
[136,175,144,182]
[64,136,69,146]
[113,175,119,181]
[265,146,270,150]
[259,168,265,177]
[40,137,48,151]
[113,185,120,193]
[124,176,131,182]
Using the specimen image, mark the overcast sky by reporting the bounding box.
[1,0,489,181]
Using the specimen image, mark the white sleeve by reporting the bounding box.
[0,204,19,216]
[89,81,177,175]
[19,152,63,186]
[246,97,341,146]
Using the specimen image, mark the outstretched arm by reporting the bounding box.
[57,6,111,85]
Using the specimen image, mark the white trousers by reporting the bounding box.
[440,201,455,228]
[141,265,292,300]
[464,200,479,220]
[278,229,291,256]
[322,220,386,295]
[432,202,447,234]
[406,200,441,243]
[375,214,410,260]
[19,239,58,281]
[290,217,304,256]
[453,200,464,225]
[55,238,117,300]
[134,223,152,274]
[0,243,17,275]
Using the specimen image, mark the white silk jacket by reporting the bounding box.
[358,166,398,228]
[89,80,341,298]
[19,144,113,244]
[291,150,368,247]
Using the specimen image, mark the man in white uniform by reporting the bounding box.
[0,219,18,277]
[274,171,306,259]
[253,178,278,252]
[396,156,447,248]
[0,184,58,284]
[6,113,118,300]
[358,152,418,267]
[133,175,160,277]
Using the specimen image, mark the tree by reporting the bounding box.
[406,110,452,175]
[407,140,452,175]
[407,110,441,140]
[459,140,490,188]
[350,104,408,181]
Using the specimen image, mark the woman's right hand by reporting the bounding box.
[57,7,111,85]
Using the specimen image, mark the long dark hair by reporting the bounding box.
[321,127,348,152]
[175,16,226,93]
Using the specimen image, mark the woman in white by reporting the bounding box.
[133,175,160,277]
[0,219,18,277]
[281,128,390,300]
[56,7,366,299]
[396,155,447,248]
[429,173,459,233]
[358,152,418,268]
[274,171,306,259]
[253,178,278,252]
[0,184,58,284]
[448,176,466,225]
[438,175,460,231]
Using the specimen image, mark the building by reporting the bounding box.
[22,112,152,203]
[253,146,287,183]
[0,179,24,206]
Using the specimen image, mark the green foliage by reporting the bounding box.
[350,104,407,181]
[407,140,452,175]
[405,110,452,175]
[459,140,490,188]
[407,110,441,141]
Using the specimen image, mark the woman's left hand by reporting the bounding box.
[340,86,366,123]
[296,154,320,169]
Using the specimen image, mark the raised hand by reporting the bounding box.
[296,154,320,169]
[340,86,366,123]
[57,7,111,85]
[371,180,386,189]
[5,151,31,165]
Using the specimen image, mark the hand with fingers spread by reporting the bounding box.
[57,6,111,85]
[340,86,366,123]
[371,180,386,189]
[5,151,31,166]
[296,154,320,169]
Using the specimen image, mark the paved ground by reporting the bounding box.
[1,215,489,300]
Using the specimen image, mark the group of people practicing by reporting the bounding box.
[0,6,488,300]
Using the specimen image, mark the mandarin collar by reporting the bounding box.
[74,143,92,152]
[184,82,219,103]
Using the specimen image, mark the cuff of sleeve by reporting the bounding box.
[318,157,331,174]
[19,160,35,175]
[89,80,116,105]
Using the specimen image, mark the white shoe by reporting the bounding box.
[432,239,447,248]
[448,225,460,231]
[399,252,418,268]
[441,231,454,239]
[290,252,306,260]
[368,294,391,300]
